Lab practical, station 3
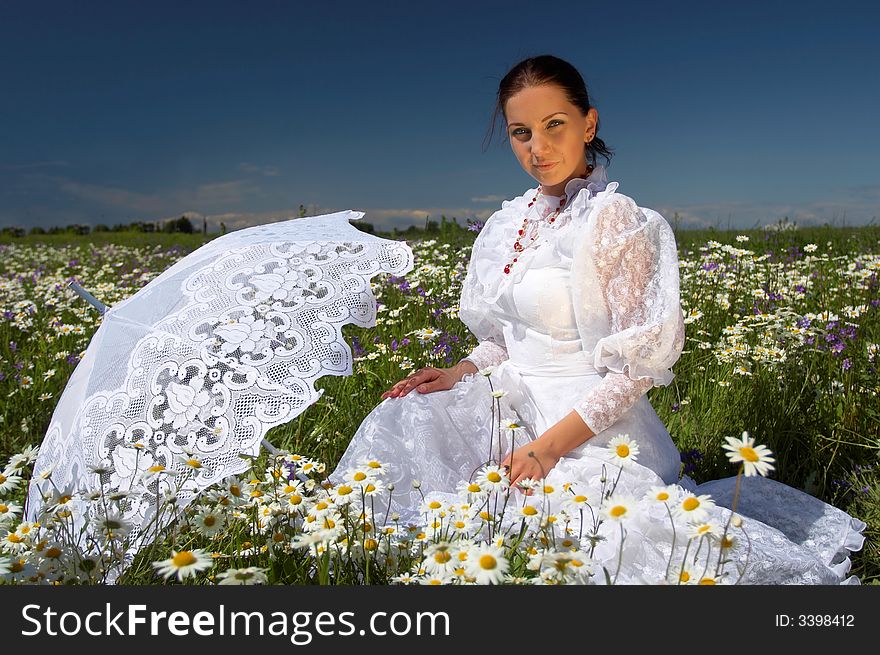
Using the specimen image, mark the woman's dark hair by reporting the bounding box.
[483,54,613,168]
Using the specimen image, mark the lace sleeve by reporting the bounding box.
[573,194,685,434]
[461,337,509,371]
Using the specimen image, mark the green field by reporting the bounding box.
[1,221,877,584]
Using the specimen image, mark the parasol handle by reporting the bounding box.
[68,281,108,315]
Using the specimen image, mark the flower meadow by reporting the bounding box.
[0,220,878,584]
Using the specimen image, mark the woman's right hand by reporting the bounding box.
[381,366,462,400]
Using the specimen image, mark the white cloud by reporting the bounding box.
[238,162,281,177]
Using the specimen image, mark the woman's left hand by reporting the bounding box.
[500,440,560,495]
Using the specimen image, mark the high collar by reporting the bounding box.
[540,163,608,199]
[533,164,609,217]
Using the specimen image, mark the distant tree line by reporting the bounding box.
[1,213,481,241]
[0,215,212,238]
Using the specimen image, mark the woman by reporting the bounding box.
[330,55,865,584]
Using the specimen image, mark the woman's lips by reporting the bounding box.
[536,162,557,170]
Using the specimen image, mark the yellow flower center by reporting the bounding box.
[467,483,481,493]
[610,505,627,518]
[148,465,165,473]
[186,459,201,468]
[656,492,669,501]
[315,501,328,511]
[699,577,716,585]
[739,447,759,462]
[679,571,690,582]
[8,534,24,544]
[429,501,442,509]
[0,504,8,513]
[367,461,381,468]
[543,485,554,494]
[172,551,197,567]
[434,551,452,564]
[487,472,501,483]
[353,471,367,481]
[721,536,734,549]
[58,495,72,504]
[682,497,699,511]
[0,475,6,483]
[288,494,303,505]
[363,539,378,551]
[45,547,63,559]
[573,495,588,503]
[479,554,497,570]
[615,444,630,458]
[203,516,216,527]
[336,485,353,496]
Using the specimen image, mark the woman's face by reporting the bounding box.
[504,84,598,197]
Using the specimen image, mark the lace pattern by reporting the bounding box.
[462,337,509,371]
[26,211,414,562]
[574,372,654,435]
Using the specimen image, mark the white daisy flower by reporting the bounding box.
[152,549,214,581]
[216,566,268,585]
[722,431,775,477]
[194,509,225,537]
[607,434,640,465]
[465,544,509,585]
[475,464,510,494]
[600,494,641,524]
[422,541,458,576]
[687,520,724,541]
[673,493,716,524]
[644,484,680,505]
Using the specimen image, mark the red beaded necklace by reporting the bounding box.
[503,164,594,275]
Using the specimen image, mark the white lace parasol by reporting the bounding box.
[25,210,414,574]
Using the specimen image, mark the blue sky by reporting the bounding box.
[1,0,878,232]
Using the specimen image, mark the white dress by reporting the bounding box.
[330,165,866,584]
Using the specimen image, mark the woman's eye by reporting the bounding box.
[512,120,562,136]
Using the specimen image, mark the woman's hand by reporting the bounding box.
[381,366,462,400]
[500,440,561,495]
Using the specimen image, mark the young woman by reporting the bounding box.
[330,55,865,584]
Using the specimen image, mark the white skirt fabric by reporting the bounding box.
[330,361,867,585]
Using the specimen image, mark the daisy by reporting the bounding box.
[562,491,592,515]
[357,458,388,476]
[644,484,680,506]
[687,520,723,541]
[456,479,489,499]
[1,528,31,555]
[0,471,22,494]
[670,561,702,585]
[516,502,544,524]
[465,544,509,584]
[0,501,23,525]
[329,483,359,507]
[216,566,268,585]
[673,493,716,524]
[6,445,39,470]
[600,494,641,524]
[475,464,510,494]
[422,541,458,576]
[194,509,225,537]
[95,513,132,542]
[607,434,640,466]
[722,431,775,477]
[152,549,213,581]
